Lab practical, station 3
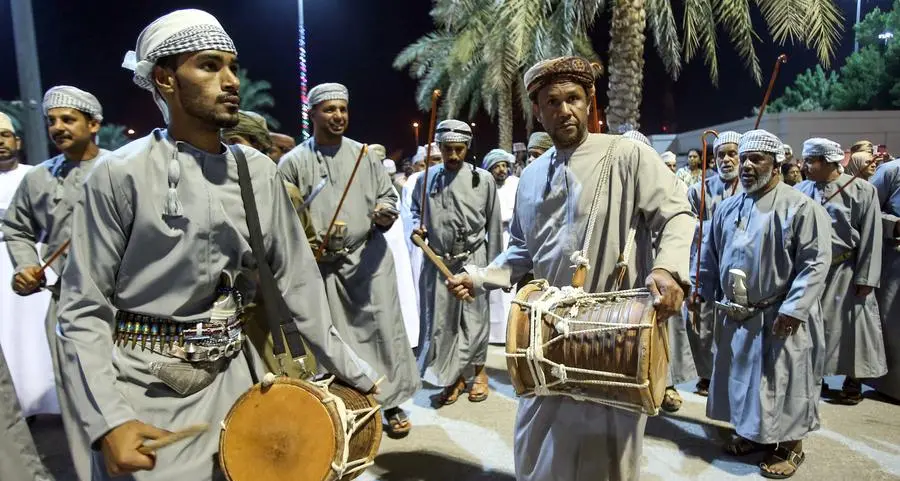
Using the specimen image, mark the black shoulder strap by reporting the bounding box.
[231,145,304,356]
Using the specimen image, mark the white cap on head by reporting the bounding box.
[413,142,440,164]
[43,86,104,121]
[308,83,349,108]
[660,151,677,165]
[122,9,237,123]
[382,158,397,175]
[482,149,515,171]
[713,131,741,153]
[802,138,844,163]
[0,112,15,134]
[739,129,786,164]
[435,119,473,145]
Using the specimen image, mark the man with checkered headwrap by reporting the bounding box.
[481,149,519,343]
[1,84,109,480]
[410,119,501,406]
[796,138,885,405]
[685,130,743,397]
[279,82,420,437]
[698,129,832,479]
[56,10,377,480]
[447,56,694,481]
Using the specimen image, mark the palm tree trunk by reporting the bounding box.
[498,82,514,152]
[607,0,647,132]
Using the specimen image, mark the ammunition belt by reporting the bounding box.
[114,310,244,363]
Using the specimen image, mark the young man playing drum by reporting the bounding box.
[411,120,502,406]
[55,9,377,480]
[448,56,694,481]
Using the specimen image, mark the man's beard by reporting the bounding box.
[179,82,239,129]
[718,165,738,181]
[550,122,586,150]
[742,168,773,193]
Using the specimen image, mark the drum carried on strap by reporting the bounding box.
[219,375,382,481]
[506,280,670,415]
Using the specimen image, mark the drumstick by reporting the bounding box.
[754,54,788,129]
[411,233,474,303]
[137,423,208,455]
[39,239,70,274]
[315,144,368,261]
[419,90,441,231]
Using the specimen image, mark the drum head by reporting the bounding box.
[506,280,545,395]
[220,378,343,481]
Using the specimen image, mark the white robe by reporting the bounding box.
[385,219,420,348]
[488,175,519,343]
[0,164,58,417]
[467,133,694,481]
[400,171,424,308]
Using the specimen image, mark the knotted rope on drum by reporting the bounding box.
[315,376,379,479]
[510,287,654,408]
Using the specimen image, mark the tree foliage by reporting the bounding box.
[237,68,281,130]
[97,124,130,151]
[764,66,840,113]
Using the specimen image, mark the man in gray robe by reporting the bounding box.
[871,157,900,400]
[56,10,376,480]
[686,130,743,397]
[0,343,53,481]
[2,84,109,480]
[795,137,885,405]
[411,119,501,406]
[449,56,694,481]
[698,129,831,479]
[278,82,419,437]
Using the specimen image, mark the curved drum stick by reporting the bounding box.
[137,423,208,455]
[755,54,788,129]
[39,239,70,274]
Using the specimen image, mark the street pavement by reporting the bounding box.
[32,345,900,480]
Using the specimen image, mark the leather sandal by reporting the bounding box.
[384,407,411,438]
[439,377,467,406]
[468,372,490,402]
[661,387,683,413]
[759,446,805,479]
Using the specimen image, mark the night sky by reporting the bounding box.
[0,0,892,159]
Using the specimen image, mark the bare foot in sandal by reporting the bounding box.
[438,377,466,406]
[384,407,412,438]
[759,441,804,479]
[661,386,683,413]
[469,368,490,402]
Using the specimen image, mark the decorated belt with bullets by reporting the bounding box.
[114,310,244,363]
[831,249,855,266]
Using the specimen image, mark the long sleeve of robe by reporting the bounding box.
[57,131,375,481]
[700,182,831,444]
[466,134,694,481]
[871,159,900,399]
[278,137,419,410]
[796,175,885,378]
[411,163,501,387]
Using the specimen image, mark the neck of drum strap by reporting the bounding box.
[231,146,304,359]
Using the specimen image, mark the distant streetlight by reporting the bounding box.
[470,122,476,127]
[127,128,135,135]
[412,122,419,148]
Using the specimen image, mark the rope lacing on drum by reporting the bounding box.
[313,375,379,479]
[506,285,656,413]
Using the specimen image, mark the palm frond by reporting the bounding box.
[803,0,844,67]
[646,0,682,79]
[393,32,455,78]
[754,0,808,44]
[716,0,762,84]
[683,0,720,85]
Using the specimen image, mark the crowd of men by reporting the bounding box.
[1,7,899,481]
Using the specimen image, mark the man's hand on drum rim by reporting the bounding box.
[646,269,684,320]
[101,420,170,476]
[446,273,475,300]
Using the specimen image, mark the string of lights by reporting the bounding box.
[298,0,310,140]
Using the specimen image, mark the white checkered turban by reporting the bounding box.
[122,9,237,123]
[0,112,15,134]
[528,132,553,151]
[802,138,844,163]
[43,86,103,122]
[713,131,741,153]
[482,149,515,171]
[308,83,349,107]
[739,130,786,164]
[622,130,651,147]
[413,142,440,165]
[435,119,472,145]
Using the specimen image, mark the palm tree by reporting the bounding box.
[394,0,601,151]
[608,0,844,130]
[97,124,130,151]
[0,99,25,133]
[237,68,281,130]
